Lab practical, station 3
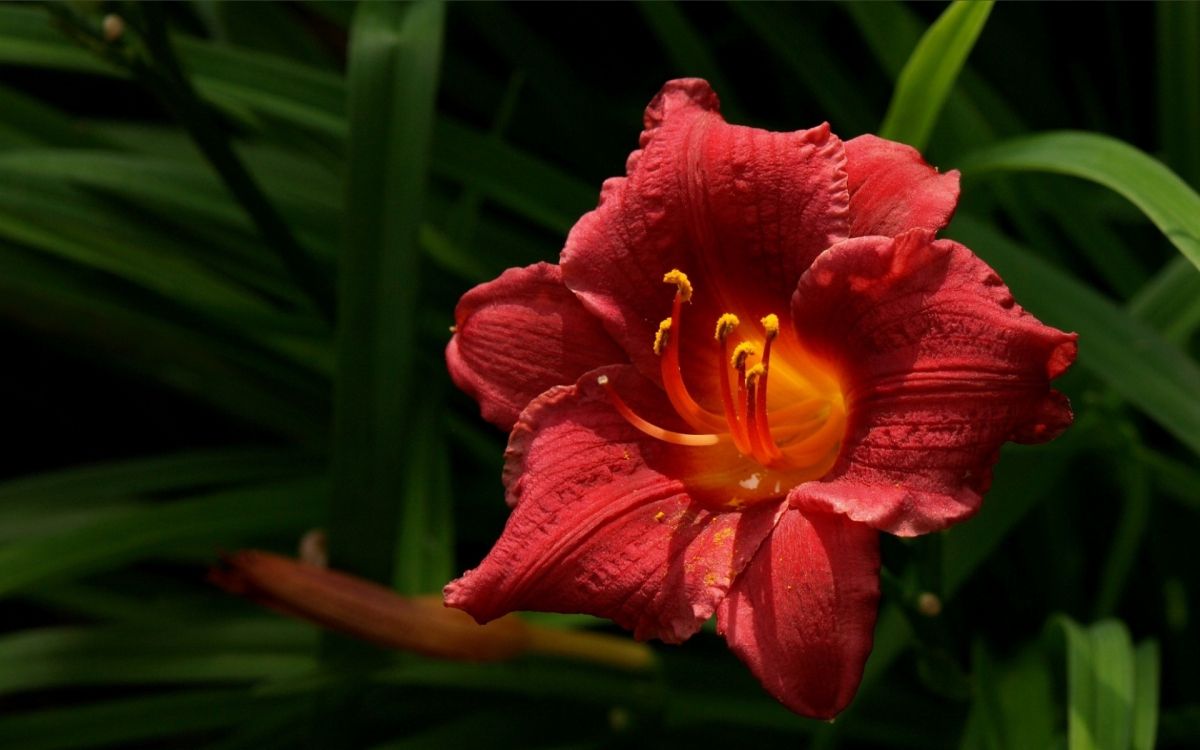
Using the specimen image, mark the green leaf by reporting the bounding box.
[1094,431,1151,618]
[329,0,443,590]
[942,428,1088,599]
[394,384,454,594]
[0,244,329,441]
[959,131,1200,272]
[951,215,1200,457]
[1057,618,1136,750]
[1128,256,1200,343]
[0,478,324,598]
[0,447,304,507]
[0,689,298,750]
[0,620,318,695]
[0,6,114,74]
[1156,1,1200,187]
[731,2,876,134]
[0,83,111,149]
[960,641,1057,750]
[1138,446,1200,512]
[432,118,594,234]
[637,2,745,122]
[879,1,994,150]
[1132,642,1161,750]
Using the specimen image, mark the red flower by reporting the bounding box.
[444,79,1076,718]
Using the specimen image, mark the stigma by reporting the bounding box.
[598,268,846,480]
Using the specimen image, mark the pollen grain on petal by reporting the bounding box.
[663,268,693,302]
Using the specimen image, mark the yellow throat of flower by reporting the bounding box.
[599,268,847,504]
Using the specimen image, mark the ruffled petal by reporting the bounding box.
[844,134,960,238]
[445,365,782,643]
[562,79,850,391]
[717,509,880,720]
[446,262,627,431]
[789,230,1077,536]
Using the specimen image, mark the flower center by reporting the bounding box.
[598,269,847,504]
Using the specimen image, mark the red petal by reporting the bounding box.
[561,79,850,390]
[717,509,880,720]
[446,262,627,431]
[789,230,1077,536]
[445,365,782,643]
[844,134,960,238]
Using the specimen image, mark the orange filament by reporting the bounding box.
[753,314,784,463]
[597,375,719,446]
[744,365,775,465]
[716,315,753,455]
[657,271,727,432]
[598,267,847,502]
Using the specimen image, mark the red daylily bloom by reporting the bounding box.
[444,79,1076,719]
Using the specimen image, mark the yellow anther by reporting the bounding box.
[731,342,757,369]
[746,363,765,382]
[761,314,780,339]
[653,318,672,356]
[714,313,740,341]
[662,269,692,302]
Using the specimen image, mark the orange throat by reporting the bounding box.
[599,269,847,509]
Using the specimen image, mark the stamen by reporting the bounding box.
[653,318,671,356]
[662,269,692,302]
[598,375,720,447]
[657,273,725,432]
[754,314,784,462]
[730,342,757,370]
[714,313,740,341]
[715,314,752,455]
[744,365,777,466]
[761,314,780,339]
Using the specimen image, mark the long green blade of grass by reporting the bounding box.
[0,689,299,750]
[0,621,318,695]
[1133,641,1162,750]
[329,0,444,588]
[951,215,1200,457]
[0,447,306,507]
[878,0,994,150]
[942,426,1088,599]
[1058,618,1136,750]
[1128,256,1200,343]
[1157,2,1200,188]
[0,244,329,441]
[0,478,324,598]
[638,2,744,122]
[960,131,1200,272]
[731,2,876,134]
[1094,435,1152,618]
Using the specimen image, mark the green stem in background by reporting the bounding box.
[46,2,335,322]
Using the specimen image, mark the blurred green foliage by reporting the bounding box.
[0,1,1196,748]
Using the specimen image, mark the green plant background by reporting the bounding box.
[0,2,1196,748]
